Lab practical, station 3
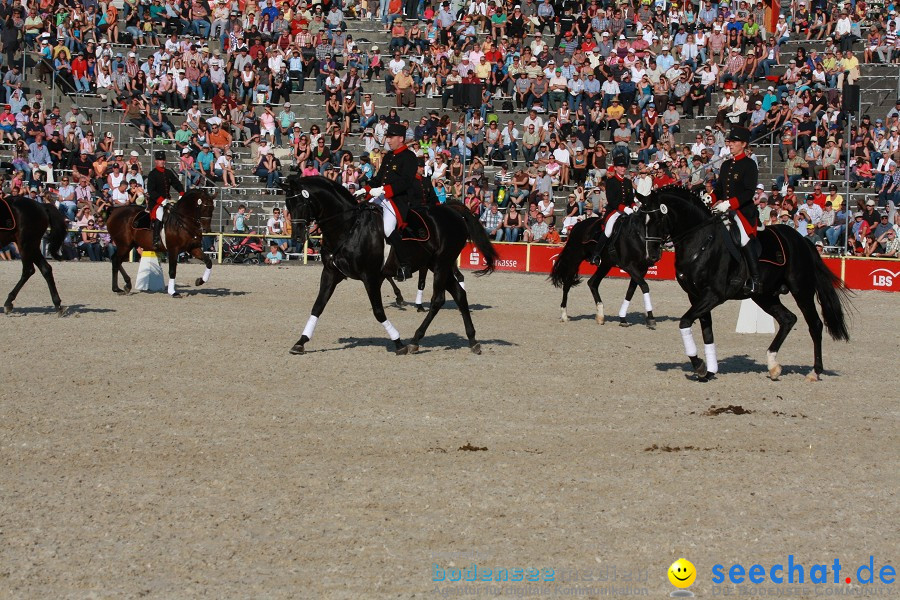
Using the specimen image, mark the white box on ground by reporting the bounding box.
[736,298,775,334]
[135,251,165,292]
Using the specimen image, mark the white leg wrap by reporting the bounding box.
[680,327,697,357]
[458,280,466,291]
[704,343,718,374]
[415,289,424,305]
[597,302,604,316]
[202,267,211,283]
[604,211,620,237]
[168,279,176,295]
[302,315,319,339]
[155,206,165,221]
[618,299,630,318]
[736,218,751,246]
[643,292,653,312]
[381,319,400,341]
[766,351,778,370]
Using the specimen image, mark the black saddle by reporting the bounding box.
[131,211,152,231]
[0,197,14,231]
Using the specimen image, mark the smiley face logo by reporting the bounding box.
[668,558,696,589]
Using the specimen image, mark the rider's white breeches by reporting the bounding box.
[735,217,751,246]
[154,205,165,221]
[604,211,621,237]
[370,195,397,237]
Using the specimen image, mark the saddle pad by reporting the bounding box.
[400,208,430,242]
[758,227,787,267]
[0,197,15,231]
[131,211,152,231]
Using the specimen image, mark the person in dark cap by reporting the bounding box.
[712,126,761,293]
[146,150,185,249]
[355,122,420,280]
[589,153,636,265]
[414,156,440,208]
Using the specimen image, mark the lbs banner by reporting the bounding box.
[460,244,899,292]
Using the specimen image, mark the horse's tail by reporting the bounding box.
[456,204,498,276]
[549,222,588,289]
[42,203,67,260]
[808,242,852,342]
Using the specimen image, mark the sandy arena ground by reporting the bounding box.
[0,260,897,599]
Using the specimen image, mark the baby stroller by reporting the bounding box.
[222,235,265,264]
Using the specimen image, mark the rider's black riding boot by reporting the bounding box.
[388,230,412,281]
[588,231,608,266]
[152,219,163,250]
[741,243,761,294]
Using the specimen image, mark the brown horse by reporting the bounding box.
[106,188,215,297]
[0,196,67,315]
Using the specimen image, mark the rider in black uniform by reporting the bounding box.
[588,153,636,265]
[146,150,185,249]
[712,126,761,294]
[358,122,422,280]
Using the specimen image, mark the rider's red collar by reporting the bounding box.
[155,166,165,172]
[733,152,746,160]
[613,172,624,181]
[393,145,408,155]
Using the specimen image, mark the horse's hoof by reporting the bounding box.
[619,320,630,327]
[124,285,132,293]
[407,344,419,354]
[395,345,409,355]
[56,306,68,317]
[170,292,182,299]
[690,356,707,379]
[768,364,782,381]
[646,318,657,330]
[4,304,12,314]
[596,315,604,325]
[470,342,482,355]
[289,344,305,355]
[416,304,426,313]
[805,371,820,382]
[194,277,205,286]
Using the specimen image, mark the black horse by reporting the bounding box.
[282,175,498,355]
[549,212,665,327]
[644,185,850,381]
[0,196,67,315]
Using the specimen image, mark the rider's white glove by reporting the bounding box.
[623,206,634,215]
[353,188,367,198]
[368,186,385,197]
[714,200,731,214]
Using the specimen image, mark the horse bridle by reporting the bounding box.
[284,189,361,229]
[637,205,667,261]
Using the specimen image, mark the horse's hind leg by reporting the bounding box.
[33,251,64,315]
[697,311,717,378]
[446,267,480,354]
[587,265,611,324]
[4,254,36,314]
[385,276,404,308]
[415,269,428,312]
[291,267,344,355]
[166,250,181,297]
[793,290,825,381]
[754,293,802,381]
[191,247,213,286]
[112,247,132,294]
[633,275,656,329]
[407,266,449,354]
[678,293,721,380]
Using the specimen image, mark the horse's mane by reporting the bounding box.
[292,175,357,207]
[652,184,711,217]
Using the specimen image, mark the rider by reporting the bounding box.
[588,153,636,266]
[355,122,421,281]
[146,150,185,249]
[711,126,761,294]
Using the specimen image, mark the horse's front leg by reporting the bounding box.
[363,274,407,355]
[697,311,717,379]
[191,246,213,286]
[4,254,36,314]
[167,250,181,297]
[679,293,721,381]
[415,268,428,312]
[385,276,404,308]
[626,271,656,329]
[291,266,344,355]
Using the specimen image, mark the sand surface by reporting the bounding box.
[1,261,897,599]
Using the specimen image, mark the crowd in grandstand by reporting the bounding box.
[0,0,899,261]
